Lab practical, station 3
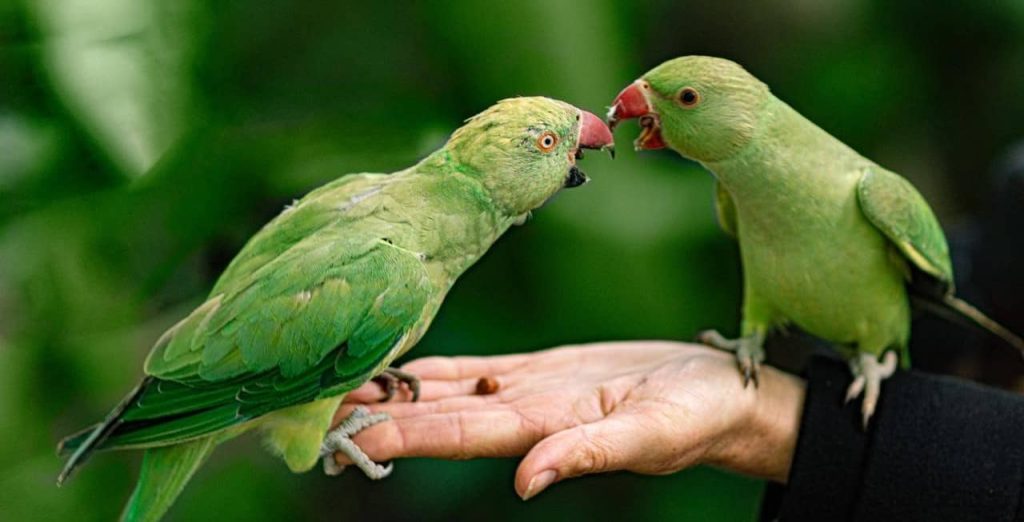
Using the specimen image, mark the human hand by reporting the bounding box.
[334,341,805,500]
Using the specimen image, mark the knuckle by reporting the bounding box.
[571,428,612,473]
[595,384,619,417]
[374,424,405,460]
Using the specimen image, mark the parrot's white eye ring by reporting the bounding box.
[537,131,559,152]
[678,87,701,108]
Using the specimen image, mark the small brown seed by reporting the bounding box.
[475,376,499,395]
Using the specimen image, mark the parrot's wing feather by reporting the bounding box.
[713,179,739,238]
[856,167,953,284]
[68,231,432,453]
[212,173,388,295]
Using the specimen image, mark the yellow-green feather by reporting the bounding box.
[856,167,953,284]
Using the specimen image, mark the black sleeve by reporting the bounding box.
[761,356,1024,522]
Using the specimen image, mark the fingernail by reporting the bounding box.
[522,470,557,501]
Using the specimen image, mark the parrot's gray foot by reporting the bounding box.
[373,367,421,402]
[320,406,393,479]
[845,351,898,429]
[696,330,765,387]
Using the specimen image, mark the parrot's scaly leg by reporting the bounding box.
[372,367,421,402]
[695,329,766,387]
[845,351,898,428]
[320,406,393,479]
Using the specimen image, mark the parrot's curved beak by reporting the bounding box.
[607,80,666,151]
[577,110,615,157]
[565,110,615,188]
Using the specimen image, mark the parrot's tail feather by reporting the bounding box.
[914,294,1024,358]
[57,423,101,455]
[942,295,1024,357]
[57,377,153,485]
[121,438,217,522]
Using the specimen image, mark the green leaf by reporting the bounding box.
[27,0,206,176]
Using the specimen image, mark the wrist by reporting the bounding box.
[707,366,806,482]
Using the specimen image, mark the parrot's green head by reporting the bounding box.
[443,97,614,216]
[607,56,770,163]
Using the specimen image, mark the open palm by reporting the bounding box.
[335,341,804,499]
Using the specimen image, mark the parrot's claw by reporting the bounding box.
[320,406,393,479]
[740,358,760,388]
[736,342,763,388]
[845,351,898,429]
[696,329,765,388]
[373,367,421,403]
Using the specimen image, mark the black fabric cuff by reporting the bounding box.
[763,355,1024,521]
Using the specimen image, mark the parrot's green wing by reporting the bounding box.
[211,173,387,295]
[66,227,432,451]
[856,167,953,284]
[713,179,738,238]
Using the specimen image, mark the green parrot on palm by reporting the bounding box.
[58,97,614,521]
[609,56,1024,425]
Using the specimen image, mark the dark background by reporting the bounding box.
[2,1,1023,520]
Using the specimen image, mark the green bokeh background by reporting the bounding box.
[2,1,1023,520]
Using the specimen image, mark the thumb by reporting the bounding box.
[514,414,647,500]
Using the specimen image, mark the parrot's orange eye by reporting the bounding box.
[678,87,701,108]
[536,131,559,152]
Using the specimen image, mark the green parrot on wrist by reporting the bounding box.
[609,55,1024,426]
[58,96,614,522]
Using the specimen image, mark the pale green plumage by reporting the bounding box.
[58,96,597,521]
[631,55,1023,392]
[706,98,917,362]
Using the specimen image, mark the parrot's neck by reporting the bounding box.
[703,97,868,208]
[408,150,521,281]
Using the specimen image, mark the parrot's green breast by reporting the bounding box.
[709,100,913,355]
[730,172,910,352]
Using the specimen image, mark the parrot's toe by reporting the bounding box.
[696,329,766,388]
[320,406,394,479]
[373,367,421,403]
[844,376,866,404]
[741,364,752,388]
[374,373,399,402]
[740,358,762,388]
[323,455,345,476]
[735,339,765,389]
[845,351,898,428]
[695,329,738,351]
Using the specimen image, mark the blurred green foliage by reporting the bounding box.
[2,0,1022,520]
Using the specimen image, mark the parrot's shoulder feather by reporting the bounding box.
[149,228,433,381]
[212,172,391,294]
[713,180,739,238]
[856,167,953,284]
[202,231,432,379]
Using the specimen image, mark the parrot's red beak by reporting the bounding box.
[565,110,615,189]
[607,80,665,151]
[577,110,615,156]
